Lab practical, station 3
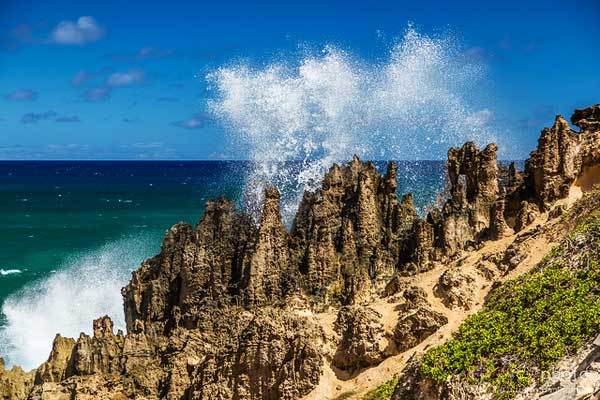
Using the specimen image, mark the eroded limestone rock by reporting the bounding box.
[333,306,387,371]
[34,335,75,384]
[291,159,418,303]
[514,200,540,232]
[524,115,581,207]
[394,287,448,352]
[0,358,34,400]
[434,269,475,310]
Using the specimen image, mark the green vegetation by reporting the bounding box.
[361,378,398,400]
[420,212,600,399]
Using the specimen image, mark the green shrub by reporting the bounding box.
[420,213,600,399]
[362,378,398,400]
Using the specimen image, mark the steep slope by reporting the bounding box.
[393,190,600,400]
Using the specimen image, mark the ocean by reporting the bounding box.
[0,160,446,369]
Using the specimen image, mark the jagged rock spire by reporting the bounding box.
[524,115,580,206]
[241,187,295,306]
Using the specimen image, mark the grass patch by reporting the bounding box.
[361,378,398,399]
[420,212,600,399]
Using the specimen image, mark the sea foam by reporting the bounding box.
[0,269,22,276]
[0,234,155,370]
[207,25,498,223]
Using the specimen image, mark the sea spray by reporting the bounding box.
[207,25,497,224]
[0,234,155,370]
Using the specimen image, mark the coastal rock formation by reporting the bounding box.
[572,104,600,131]
[25,190,326,400]
[242,187,297,306]
[403,141,504,270]
[34,335,75,384]
[513,200,539,232]
[185,308,324,400]
[488,199,513,239]
[3,103,600,400]
[389,105,600,400]
[0,359,33,400]
[443,142,500,247]
[515,104,600,212]
[523,115,581,207]
[29,310,324,400]
[333,306,387,371]
[434,268,475,310]
[291,158,418,303]
[393,288,448,352]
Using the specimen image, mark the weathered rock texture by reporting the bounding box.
[0,358,34,400]
[393,287,448,352]
[524,115,581,206]
[333,306,387,371]
[434,268,476,310]
[291,158,419,303]
[511,104,600,212]
[3,104,600,400]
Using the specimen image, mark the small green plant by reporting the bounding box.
[362,377,398,400]
[420,212,600,399]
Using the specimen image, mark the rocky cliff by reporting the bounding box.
[1,104,599,400]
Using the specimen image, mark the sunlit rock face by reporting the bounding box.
[524,115,581,206]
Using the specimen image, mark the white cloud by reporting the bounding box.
[71,70,92,86]
[106,69,144,87]
[82,86,111,102]
[21,110,57,124]
[173,114,204,129]
[4,89,37,101]
[50,16,104,45]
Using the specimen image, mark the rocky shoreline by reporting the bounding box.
[1,104,599,400]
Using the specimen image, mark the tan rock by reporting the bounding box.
[0,358,34,400]
[434,268,476,310]
[514,200,540,232]
[35,335,75,384]
[332,306,387,371]
[394,287,448,351]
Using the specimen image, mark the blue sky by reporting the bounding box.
[1,0,599,160]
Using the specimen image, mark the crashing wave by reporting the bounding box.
[207,25,497,223]
[0,234,155,369]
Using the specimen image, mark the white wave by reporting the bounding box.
[207,24,497,223]
[0,269,22,276]
[0,234,155,370]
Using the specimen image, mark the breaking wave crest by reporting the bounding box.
[0,234,155,370]
[207,25,497,223]
[0,269,22,276]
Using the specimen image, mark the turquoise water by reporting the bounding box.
[0,160,445,369]
[0,161,246,302]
